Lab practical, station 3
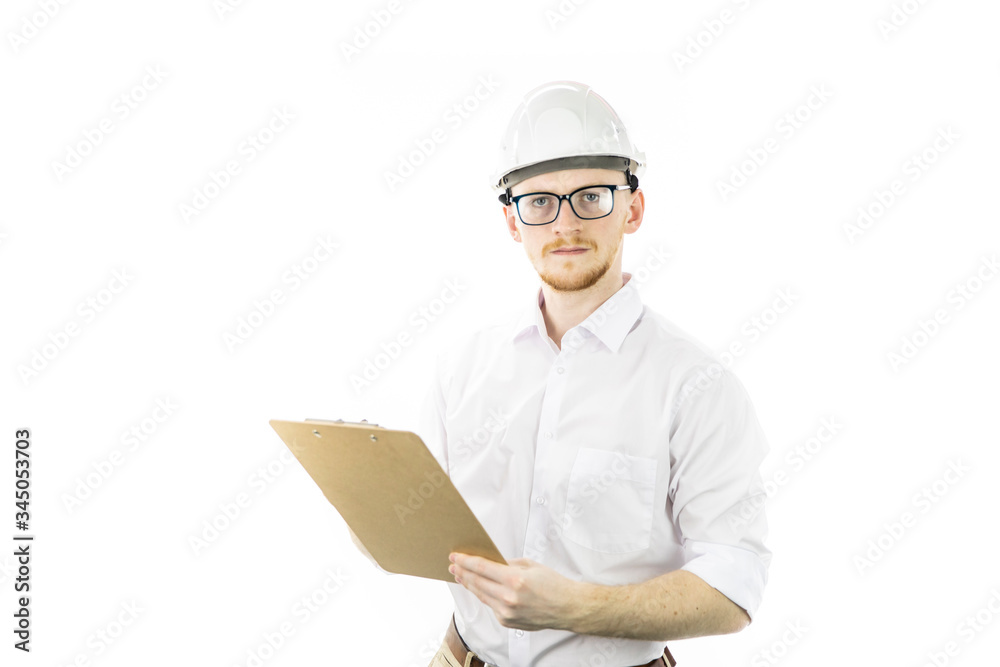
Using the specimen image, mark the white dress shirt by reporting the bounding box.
[416,271,771,667]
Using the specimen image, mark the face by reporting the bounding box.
[504,168,643,293]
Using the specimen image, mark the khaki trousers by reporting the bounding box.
[427,635,482,667]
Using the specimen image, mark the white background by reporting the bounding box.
[2,0,999,665]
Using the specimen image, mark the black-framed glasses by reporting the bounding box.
[511,184,631,226]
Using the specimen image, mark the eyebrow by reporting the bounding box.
[514,182,620,195]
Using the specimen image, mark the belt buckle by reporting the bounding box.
[469,651,498,667]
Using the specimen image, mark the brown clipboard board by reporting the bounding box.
[269,418,508,582]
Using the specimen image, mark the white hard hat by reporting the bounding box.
[492,80,646,205]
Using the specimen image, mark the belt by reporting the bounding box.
[446,614,677,667]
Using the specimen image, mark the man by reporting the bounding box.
[354,81,771,667]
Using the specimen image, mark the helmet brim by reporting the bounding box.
[495,154,644,192]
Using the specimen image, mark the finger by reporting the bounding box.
[456,565,510,608]
[458,554,506,584]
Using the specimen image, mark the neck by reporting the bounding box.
[541,268,628,349]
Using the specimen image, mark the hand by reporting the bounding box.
[448,552,584,632]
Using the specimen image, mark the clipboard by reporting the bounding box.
[269,418,508,582]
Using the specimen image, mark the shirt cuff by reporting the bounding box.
[680,539,769,620]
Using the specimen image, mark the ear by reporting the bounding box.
[505,205,521,242]
[623,188,644,235]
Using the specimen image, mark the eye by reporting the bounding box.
[529,196,549,207]
[582,193,599,202]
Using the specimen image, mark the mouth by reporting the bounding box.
[550,246,589,255]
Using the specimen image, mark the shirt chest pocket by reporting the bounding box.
[563,447,657,553]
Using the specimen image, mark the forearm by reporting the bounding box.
[567,569,750,641]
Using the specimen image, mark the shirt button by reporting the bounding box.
[535,496,545,504]
[515,629,524,638]
[544,431,553,439]
[556,366,565,374]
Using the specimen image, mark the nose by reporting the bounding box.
[551,197,583,234]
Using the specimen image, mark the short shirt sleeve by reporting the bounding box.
[668,366,771,619]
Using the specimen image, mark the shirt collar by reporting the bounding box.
[512,272,643,353]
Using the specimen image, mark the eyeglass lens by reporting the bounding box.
[518,187,614,224]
